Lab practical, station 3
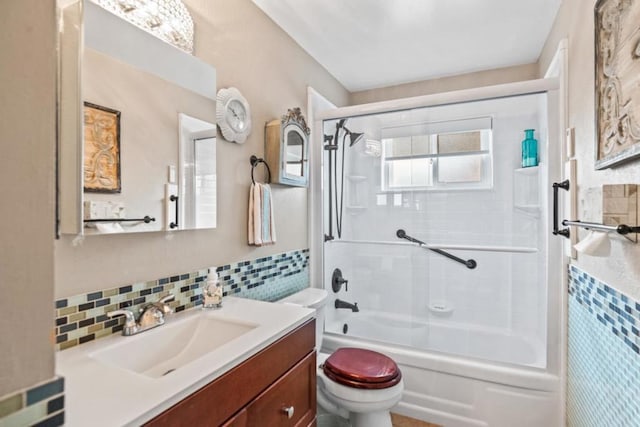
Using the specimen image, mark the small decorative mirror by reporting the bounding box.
[265,108,310,187]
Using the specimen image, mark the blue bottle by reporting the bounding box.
[521,129,538,167]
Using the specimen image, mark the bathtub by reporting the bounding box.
[323,312,561,427]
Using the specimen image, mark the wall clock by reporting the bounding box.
[216,87,252,144]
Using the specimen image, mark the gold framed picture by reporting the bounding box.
[594,0,640,169]
[83,102,121,193]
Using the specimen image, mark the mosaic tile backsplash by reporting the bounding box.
[54,249,309,350]
[0,377,64,427]
[567,265,640,427]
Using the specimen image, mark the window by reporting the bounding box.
[381,117,493,191]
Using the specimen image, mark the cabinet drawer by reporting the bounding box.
[245,351,316,427]
[145,319,315,427]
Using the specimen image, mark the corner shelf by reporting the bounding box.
[513,164,541,216]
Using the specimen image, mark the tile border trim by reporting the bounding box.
[54,249,309,350]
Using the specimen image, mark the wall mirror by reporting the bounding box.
[57,0,217,235]
[265,108,310,187]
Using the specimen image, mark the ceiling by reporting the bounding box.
[251,0,562,92]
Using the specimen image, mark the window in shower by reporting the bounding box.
[382,117,493,191]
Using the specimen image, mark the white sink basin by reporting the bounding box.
[90,312,257,378]
[58,297,314,427]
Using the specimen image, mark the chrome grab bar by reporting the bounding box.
[396,229,477,269]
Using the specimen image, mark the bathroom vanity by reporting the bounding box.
[146,320,316,426]
[57,298,315,426]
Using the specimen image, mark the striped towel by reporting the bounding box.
[248,183,276,246]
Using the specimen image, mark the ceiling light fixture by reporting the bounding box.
[94,0,194,54]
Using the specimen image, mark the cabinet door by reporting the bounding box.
[245,351,316,427]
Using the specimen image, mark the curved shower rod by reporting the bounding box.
[396,229,477,269]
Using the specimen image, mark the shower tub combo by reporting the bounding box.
[311,79,564,427]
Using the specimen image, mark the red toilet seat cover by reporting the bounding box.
[322,348,402,389]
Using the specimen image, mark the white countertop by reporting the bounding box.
[56,297,314,426]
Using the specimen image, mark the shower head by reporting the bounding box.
[348,131,364,147]
[335,118,365,147]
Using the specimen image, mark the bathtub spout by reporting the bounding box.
[335,299,359,312]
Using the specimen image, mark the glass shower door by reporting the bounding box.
[321,92,550,368]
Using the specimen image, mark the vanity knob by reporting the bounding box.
[282,406,295,419]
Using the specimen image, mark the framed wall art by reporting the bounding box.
[83,102,121,192]
[594,0,640,169]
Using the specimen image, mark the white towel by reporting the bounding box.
[248,183,276,246]
[573,231,610,257]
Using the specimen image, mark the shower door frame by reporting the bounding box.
[309,76,565,375]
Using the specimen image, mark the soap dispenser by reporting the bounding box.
[203,270,223,309]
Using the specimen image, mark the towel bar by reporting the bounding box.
[552,180,640,239]
[84,216,155,224]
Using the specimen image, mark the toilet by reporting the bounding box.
[280,288,404,427]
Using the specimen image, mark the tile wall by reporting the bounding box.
[0,377,64,427]
[54,249,309,351]
[567,265,640,426]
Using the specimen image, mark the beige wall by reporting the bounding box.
[0,1,56,396]
[55,0,349,298]
[540,0,640,299]
[350,63,538,104]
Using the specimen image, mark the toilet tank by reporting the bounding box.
[279,288,328,351]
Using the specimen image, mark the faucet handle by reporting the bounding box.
[156,293,175,314]
[332,268,349,293]
[159,294,175,304]
[107,309,137,330]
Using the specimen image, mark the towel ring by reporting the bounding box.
[250,155,271,184]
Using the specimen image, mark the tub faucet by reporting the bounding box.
[335,298,359,312]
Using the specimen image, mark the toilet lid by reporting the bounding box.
[322,348,402,389]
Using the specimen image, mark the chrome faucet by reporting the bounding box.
[107,294,175,336]
[334,298,359,312]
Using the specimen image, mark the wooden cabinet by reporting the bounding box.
[145,319,316,427]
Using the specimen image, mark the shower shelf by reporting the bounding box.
[513,164,541,216]
[514,165,540,174]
